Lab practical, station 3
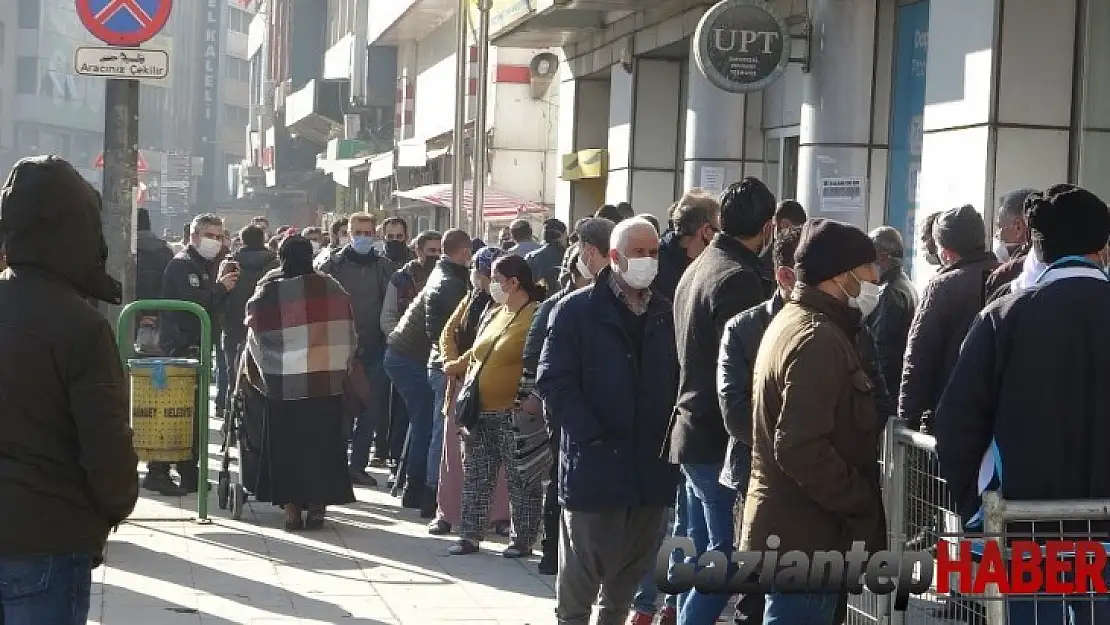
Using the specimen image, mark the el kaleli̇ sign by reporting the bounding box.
[693,0,791,94]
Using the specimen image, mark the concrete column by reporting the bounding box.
[555,75,610,223]
[629,58,682,218]
[554,74,577,225]
[797,0,878,230]
[914,0,1076,284]
[682,56,756,197]
[606,66,635,204]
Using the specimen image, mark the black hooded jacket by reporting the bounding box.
[0,156,139,560]
[222,245,278,338]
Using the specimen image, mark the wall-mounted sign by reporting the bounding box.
[693,0,791,94]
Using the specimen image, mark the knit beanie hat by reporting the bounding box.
[473,245,507,277]
[933,205,986,256]
[794,218,877,286]
[1026,184,1110,263]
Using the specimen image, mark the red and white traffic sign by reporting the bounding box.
[94,151,149,173]
[76,0,173,47]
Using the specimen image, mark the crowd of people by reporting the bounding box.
[1,153,1108,625]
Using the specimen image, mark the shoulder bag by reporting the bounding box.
[453,306,526,429]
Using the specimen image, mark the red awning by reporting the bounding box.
[393,182,543,220]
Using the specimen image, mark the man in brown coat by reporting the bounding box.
[741,218,887,624]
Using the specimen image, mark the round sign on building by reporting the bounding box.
[693,0,791,94]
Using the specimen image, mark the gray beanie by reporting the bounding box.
[933,205,986,256]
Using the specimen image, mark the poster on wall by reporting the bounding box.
[819,178,865,220]
[886,0,929,276]
[699,166,725,195]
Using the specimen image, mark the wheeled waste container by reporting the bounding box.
[128,357,202,462]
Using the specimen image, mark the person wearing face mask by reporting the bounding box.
[301,226,324,255]
[318,212,398,488]
[525,218,568,298]
[741,218,885,624]
[666,177,776,625]
[444,254,546,557]
[920,211,943,267]
[153,212,240,496]
[536,217,680,624]
[314,218,349,269]
[0,156,138,624]
[519,217,614,575]
[757,199,807,284]
[867,226,918,403]
[984,188,1038,303]
[899,204,999,434]
[933,185,1110,625]
[656,190,721,301]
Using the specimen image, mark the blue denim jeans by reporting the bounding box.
[0,553,93,625]
[678,463,737,625]
[763,592,839,624]
[633,507,678,614]
[426,367,448,488]
[384,347,435,490]
[350,343,392,471]
[674,480,706,615]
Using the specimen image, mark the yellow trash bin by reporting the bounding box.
[128,358,201,462]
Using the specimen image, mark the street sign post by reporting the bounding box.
[76,0,173,316]
[75,46,169,80]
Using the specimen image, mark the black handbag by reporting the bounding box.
[453,306,526,429]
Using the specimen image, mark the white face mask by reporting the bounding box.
[489,281,510,305]
[992,237,1010,264]
[196,237,223,260]
[843,271,881,318]
[618,256,658,290]
[576,251,592,282]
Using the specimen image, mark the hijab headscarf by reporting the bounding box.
[279,234,315,278]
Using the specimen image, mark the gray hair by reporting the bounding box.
[610,216,659,255]
[869,226,905,259]
[574,217,616,254]
[191,213,223,235]
[998,187,1037,221]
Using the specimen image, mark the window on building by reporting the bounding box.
[224,105,249,128]
[18,0,39,29]
[225,57,250,82]
[1079,0,1110,201]
[16,56,37,95]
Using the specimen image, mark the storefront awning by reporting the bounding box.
[393,182,544,220]
[317,150,394,188]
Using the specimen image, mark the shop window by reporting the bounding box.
[1078,0,1110,201]
[16,56,37,95]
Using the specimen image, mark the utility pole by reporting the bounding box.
[450,0,470,231]
[473,0,491,240]
[101,78,140,320]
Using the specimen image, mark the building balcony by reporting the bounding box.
[284,79,349,146]
[368,0,458,45]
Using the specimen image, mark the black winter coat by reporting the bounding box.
[160,247,228,355]
[222,246,278,338]
[867,265,918,403]
[667,234,772,465]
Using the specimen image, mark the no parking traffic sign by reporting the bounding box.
[76,0,173,47]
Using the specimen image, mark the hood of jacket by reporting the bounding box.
[136,230,169,253]
[0,156,121,303]
[235,246,277,271]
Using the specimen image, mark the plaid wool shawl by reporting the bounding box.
[245,271,356,400]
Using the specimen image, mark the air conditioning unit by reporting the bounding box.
[528,53,559,100]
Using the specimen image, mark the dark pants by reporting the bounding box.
[383,347,434,491]
[147,345,201,482]
[221,330,246,411]
[0,552,93,625]
[349,343,391,471]
[214,338,229,411]
[388,385,409,461]
[541,431,560,557]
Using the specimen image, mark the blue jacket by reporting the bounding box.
[536,270,680,512]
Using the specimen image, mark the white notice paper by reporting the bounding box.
[699,166,725,195]
[819,178,865,214]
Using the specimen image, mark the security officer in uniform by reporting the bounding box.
[142,213,239,496]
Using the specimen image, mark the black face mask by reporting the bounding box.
[384,240,409,263]
[422,255,440,268]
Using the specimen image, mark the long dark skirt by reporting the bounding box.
[252,391,355,507]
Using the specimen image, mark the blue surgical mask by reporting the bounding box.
[350,235,374,255]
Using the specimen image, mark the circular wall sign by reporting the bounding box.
[693,0,792,94]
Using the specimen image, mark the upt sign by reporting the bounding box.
[712,29,781,54]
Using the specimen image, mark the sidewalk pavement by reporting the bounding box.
[95,414,556,625]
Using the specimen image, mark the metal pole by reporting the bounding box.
[450,0,469,230]
[101,78,140,321]
[473,0,491,239]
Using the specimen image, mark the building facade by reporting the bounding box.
[496,0,1110,287]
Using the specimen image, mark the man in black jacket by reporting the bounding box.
[867,226,918,404]
[656,191,720,300]
[220,224,278,411]
[525,218,567,297]
[758,199,807,281]
[134,207,173,354]
[667,177,775,624]
[935,185,1110,624]
[151,213,239,496]
[0,156,138,623]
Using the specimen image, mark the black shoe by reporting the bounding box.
[419,487,437,519]
[427,519,452,535]
[304,507,326,531]
[537,552,557,575]
[401,486,422,509]
[142,473,187,497]
[368,457,388,468]
[502,542,531,559]
[348,467,378,487]
[178,472,199,494]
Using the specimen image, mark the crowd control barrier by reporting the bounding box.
[117,300,213,523]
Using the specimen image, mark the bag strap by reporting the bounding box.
[468,303,532,380]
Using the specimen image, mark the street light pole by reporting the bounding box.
[473,0,492,240]
[450,0,470,231]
